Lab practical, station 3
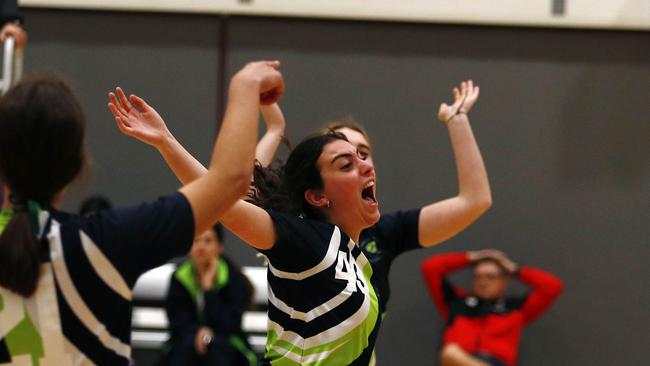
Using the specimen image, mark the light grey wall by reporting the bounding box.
[21,9,650,365]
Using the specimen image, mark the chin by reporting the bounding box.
[365,211,381,226]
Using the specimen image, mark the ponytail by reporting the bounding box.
[0,202,41,297]
[0,74,86,298]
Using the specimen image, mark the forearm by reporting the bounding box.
[422,252,471,277]
[179,77,260,234]
[204,288,248,334]
[206,303,244,334]
[421,253,469,318]
[209,78,259,178]
[157,134,208,185]
[447,114,492,213]
[255,129,284,167]
[519,266,564,295]
[518,266,564,322]
[256,103,285,167]
[418,115,492,246]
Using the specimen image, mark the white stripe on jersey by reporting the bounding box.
[267,251,375,350]
[79,231,132,300]
[48,218,132,359]
[267,283,371,351]
[268,227,341,280]
[271,338,349,363]
[267,279,352,322]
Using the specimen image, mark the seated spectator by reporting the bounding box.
[164,224,257,366]
[421,249,563,366]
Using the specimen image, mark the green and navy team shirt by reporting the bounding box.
[0,192,194,365]
[358,209,421,314]
[259,211,381,366]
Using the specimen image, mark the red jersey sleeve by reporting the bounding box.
[420,252,470,319]
[518,266,564,324]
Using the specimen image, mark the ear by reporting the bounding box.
[304,188,329,208]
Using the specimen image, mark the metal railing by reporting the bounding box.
[0,36,23,95]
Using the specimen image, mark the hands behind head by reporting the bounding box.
[234,60,285,105]
[469,248,519,275]
[438,80,480,124]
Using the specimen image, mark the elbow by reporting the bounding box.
[476,194,492,214]
[420,257,438,276]
[550,277,564,298]
[478,187,493,212]
[462,193,492,219]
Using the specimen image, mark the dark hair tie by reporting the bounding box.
[9,194,27,211]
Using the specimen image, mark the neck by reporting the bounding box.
[326,216,361,244]
[195,257,217,273]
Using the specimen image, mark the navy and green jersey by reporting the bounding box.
[0,192,194,365]
[258,210,381,366]
[358,209,421,314]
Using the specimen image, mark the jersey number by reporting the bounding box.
[335,251,368,294]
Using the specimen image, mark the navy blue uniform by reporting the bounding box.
[0,192,194,365]
[358,209,421,313]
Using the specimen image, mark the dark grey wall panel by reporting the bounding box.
[22,8,221,211]
[227,18,649,366]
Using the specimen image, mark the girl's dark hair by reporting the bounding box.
[211,223,224,243]
[0,74,86,297]
[79,195,113,217]
[250,132,348,219]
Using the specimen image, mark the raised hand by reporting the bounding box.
[233,61,285,105]
[469,249,519,275]
[438,80,480,124]
[107,87,170,148]
[493,252,519,275]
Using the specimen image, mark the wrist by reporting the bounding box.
[231,73,262,95]
[156,131,179,154]
[467,251,478,262]
[201,333,213,346]
[267,127,285,137]
[444,112,467,125]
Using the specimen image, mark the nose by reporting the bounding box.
[359,158,374,177]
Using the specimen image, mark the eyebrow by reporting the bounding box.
[357,143,371,151]
[331,152,355,165]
